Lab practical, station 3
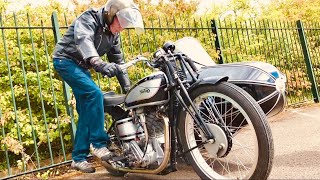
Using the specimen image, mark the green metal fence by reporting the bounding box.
[302,21,320,102]
[0,13,72,179]
[0,12,319,179]
[212,19,320,104]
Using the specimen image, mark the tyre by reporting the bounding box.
[178,82,274,180]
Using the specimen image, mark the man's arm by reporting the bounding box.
[74,12,120,77]
[107,36,131,93]
[74,12,99,61]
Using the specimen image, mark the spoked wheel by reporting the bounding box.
[178,82,274,180]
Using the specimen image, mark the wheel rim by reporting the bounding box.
[185,92,259,179]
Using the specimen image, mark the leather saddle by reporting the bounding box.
[103,91,125,106]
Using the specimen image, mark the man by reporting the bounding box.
[52,0,144,173]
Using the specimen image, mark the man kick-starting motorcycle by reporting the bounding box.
[52,0,144,173]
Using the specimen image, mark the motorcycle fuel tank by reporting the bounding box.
[125,71,169,109]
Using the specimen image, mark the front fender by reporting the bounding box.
[188,76,228,92]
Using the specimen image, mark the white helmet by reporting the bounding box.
[104,0,144,34]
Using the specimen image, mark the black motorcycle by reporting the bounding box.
[101,41,274,179]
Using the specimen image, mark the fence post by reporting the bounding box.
[51,12,77,143]
[296,20,320,103]
[211,19,224,64]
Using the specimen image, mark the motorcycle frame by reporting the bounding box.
[107,51,226,174]
[158,52,222,173]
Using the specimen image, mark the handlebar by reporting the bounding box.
[119,56,152,71]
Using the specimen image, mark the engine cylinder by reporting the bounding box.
[115,117,145,141]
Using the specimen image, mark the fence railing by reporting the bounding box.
[0,12,319,179]
[212,19,320,104]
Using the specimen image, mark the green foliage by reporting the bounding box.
[260,0,320,22]
[202,0,320,104]
[1,0,320,177]
[0,0,8,13]
[0,0,208,175]
[210,18,317,104]
[0,3,73,174]
[201,0,320,22]
[137,0,199,20]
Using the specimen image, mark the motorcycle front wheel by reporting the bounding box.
[178,82,274,180]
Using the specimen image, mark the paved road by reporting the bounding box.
[56,103,320,179]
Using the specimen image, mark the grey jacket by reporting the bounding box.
[53,7,131,92]
[53,7,122,67]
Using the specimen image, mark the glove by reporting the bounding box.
[89,57,121,77]
[101,62,120,77]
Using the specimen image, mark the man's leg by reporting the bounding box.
[53,58,109,161]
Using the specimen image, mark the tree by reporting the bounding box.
[260,0,320,21]
[0,0,8,13]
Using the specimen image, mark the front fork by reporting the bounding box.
[163,81,217,174]
[163,55,215,141]
[164,86,216,174]
[174,81,215,141]
[161,54,217,172]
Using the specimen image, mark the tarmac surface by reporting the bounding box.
[55,103,320,179]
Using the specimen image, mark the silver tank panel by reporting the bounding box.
[125,71,169,109]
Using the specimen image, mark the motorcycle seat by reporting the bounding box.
[103,91,125,106]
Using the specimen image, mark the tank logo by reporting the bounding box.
[140,88,150,94]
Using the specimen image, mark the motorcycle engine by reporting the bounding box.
[114,109,165,168]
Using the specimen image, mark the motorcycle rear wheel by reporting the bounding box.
[178,82,274,180]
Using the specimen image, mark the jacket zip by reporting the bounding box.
[97,34,102,50]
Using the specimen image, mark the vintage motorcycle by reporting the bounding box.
[101,41,274,179]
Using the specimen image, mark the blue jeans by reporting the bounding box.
[53,58,109,162]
